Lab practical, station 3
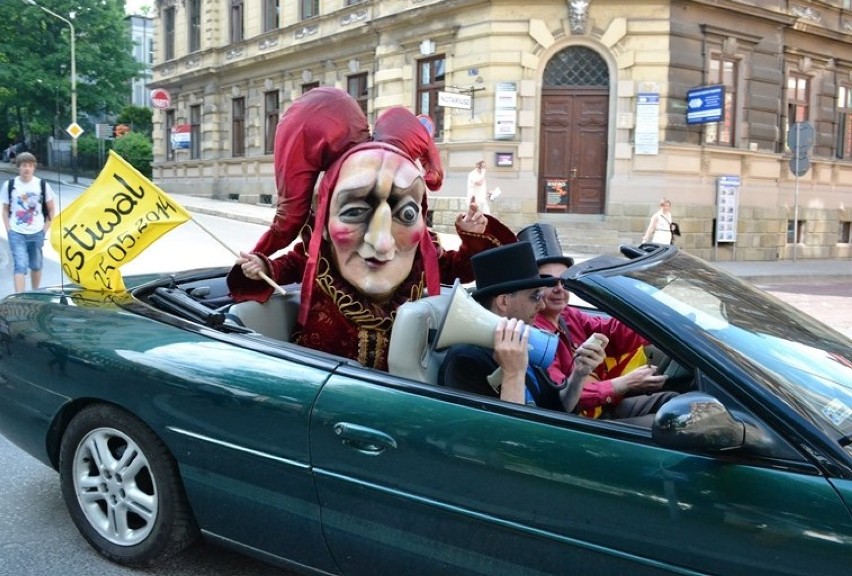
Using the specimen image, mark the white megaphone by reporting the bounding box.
[433,281,558,368]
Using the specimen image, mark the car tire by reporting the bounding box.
[59,404,199,566]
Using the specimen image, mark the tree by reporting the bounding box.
[0,0,142,148]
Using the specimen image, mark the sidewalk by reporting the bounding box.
[5,164,851,282]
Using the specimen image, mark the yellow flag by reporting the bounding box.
[50,151,191,292]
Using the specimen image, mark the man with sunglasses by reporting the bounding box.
[438,241,605,409]
[519,223,677,420]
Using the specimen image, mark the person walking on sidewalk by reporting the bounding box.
[642,197,675,244]
[2,152,55,292]
[466,160,491,214]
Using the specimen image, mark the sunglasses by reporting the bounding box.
[540,274,570,289]
[510,290,546,303]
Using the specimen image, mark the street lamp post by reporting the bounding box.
[24,0,77,183]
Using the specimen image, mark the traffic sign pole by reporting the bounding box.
[787,121,813,262]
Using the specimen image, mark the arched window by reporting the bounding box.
[543,46,608,87]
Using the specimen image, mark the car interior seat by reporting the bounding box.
[388,293,452,385]
[228,288,301,341]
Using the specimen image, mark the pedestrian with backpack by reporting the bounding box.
[2,152,55,292]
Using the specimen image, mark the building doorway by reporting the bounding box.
[539,46,609,214]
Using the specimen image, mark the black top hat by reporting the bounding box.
[471,242,558,300]
[517,223,575,268]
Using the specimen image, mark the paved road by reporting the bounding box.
[0,442,293,575]
[756,278,851,338]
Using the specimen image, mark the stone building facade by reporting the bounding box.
[150,0,852,261]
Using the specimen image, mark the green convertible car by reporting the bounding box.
[0,244,849,576]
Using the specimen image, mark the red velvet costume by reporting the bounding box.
[228,88,516,370]
[534,307,648,416]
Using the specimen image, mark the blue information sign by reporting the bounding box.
[686,85,724,124]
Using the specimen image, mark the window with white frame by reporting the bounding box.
[786,72,810,150]
[704,54,737,146]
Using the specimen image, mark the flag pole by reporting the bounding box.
[189,217,287,297]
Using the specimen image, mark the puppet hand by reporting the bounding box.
[238,251,268,281]
[457,200,487,233]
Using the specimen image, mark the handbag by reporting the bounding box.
[670,222,681,236]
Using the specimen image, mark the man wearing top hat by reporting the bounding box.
[518,223,678,420]
[437,241,606,408]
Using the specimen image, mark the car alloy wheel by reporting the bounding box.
[71,426,157,546]
[59,405,198,566]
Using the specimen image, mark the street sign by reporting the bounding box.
[789,155,810,177]
[96,123,114,139]
[151,88,172,109]
[438,91,472,109]
[66,122,84,139]
[686,85,724,124]
[788,121,814,152]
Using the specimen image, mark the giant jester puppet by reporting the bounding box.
[228,87,516,370]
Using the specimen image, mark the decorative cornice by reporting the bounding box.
[185,56,201,70]
[791,5,822,25]
[258,38,278,50]
[341,10,368,26]
[225,48,243,61]
[295,24,319,40]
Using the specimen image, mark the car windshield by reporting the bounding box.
[617,253,852,441]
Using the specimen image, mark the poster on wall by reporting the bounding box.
[494,82,517,140]
[170,124,191,150]
[715,175,740,243]
[545,179,569,212]
[635,93,660,155]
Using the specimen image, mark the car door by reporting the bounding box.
[127,332,342,573]
[309,366,852,576]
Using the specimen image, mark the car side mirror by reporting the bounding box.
[652,392,746,452]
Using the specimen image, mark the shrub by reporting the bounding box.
[112,132,153,178]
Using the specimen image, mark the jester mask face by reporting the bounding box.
[326,147,427,299]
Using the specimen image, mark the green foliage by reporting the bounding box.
[0,0,143,147]
[116,106,153,137]
[75,134,103,157]
[112,132,152,178]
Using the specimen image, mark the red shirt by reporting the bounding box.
[535,307,648,415]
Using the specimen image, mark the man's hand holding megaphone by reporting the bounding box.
[492,317,535,405]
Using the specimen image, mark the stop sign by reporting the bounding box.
[151,88,171,109]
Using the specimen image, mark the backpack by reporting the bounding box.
[7,178,49,220]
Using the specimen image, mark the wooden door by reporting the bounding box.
[539,89,608,214]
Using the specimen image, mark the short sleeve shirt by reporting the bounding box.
[2,177,54,234]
